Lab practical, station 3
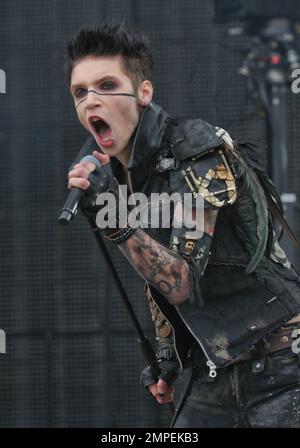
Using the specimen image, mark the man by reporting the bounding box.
[65,23,300,427]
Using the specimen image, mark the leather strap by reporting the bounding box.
[189,326,300,368]
[233,327,300,364]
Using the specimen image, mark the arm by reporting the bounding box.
[114,148,237,307]
[140,285,178,404]
[68,148,235,307]
[118,228,190,306]
[117,208,218,306]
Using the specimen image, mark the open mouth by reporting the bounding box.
[89,117,113,143]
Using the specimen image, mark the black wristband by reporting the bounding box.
[104,226,137,244]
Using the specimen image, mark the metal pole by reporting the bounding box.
[86,218,176,414]
[266,65,297,262]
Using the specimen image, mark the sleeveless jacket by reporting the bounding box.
[109,102,300,372]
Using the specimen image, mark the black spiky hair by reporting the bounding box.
[64,22,154,88]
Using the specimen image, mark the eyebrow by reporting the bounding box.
[70,75,119,93]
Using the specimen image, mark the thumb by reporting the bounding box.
[157,379,171,395]
[93,150,110,165]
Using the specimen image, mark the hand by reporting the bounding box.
[140,338,180,405]
[148,379,174,405]
[68,150,135,242]
[68,151,110,191]
[68,151,111,223]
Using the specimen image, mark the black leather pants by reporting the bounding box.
[173,346,300,428]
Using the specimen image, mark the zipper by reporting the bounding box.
[175,307,218,378]
[206,360,217,378]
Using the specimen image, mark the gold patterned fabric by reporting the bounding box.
[181,151,237,209]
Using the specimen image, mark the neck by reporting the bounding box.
[115,144,132,168]
[117,106,145,167]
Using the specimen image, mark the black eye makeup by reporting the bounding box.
[72,78,137,108]
[74,88,87,98]
[73,79,117,98]
[100,80,117,90]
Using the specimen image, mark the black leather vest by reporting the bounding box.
[110,102,300,370]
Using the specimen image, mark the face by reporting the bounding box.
[70,55,153,165]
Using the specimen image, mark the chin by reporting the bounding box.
[99,146,120,157]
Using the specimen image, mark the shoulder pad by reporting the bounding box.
[170,150,237,209]
[171,118,224,161]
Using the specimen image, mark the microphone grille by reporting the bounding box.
[80,155,101,167]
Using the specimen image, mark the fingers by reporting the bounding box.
[157,379,171,395]
[68,161,96,190]
[67,152,109,191]
[92,151,110,165]
[68,177,90,190]
[69,165,93,179]
[148,380,174,405]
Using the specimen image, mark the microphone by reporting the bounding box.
[58,155,101,225]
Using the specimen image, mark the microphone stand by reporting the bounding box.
[58,141,175,414]
[86,218,175,415]
[240,18,300,263]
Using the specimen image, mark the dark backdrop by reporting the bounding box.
[0,0,299,427]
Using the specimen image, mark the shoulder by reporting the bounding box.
[181,150,237,209]
[171,119,237,209]
[169,120,237,209]
[170,117,225,160]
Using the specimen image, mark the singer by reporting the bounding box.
[65,23,300,427]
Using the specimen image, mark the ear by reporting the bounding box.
[138,80,153,107]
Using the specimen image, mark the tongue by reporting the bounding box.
[98,124,113,147]
[99,126,111,139]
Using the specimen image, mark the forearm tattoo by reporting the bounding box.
[118,229,190,305]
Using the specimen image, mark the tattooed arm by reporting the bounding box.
[67,153,220,305]
[118,209,219,306]
[118,228,190,305]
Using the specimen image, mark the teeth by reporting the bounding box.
[102,137,116,141]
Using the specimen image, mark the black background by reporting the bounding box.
[0,0,299,427]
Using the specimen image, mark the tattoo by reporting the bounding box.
[119,229,190,305]
[117,209,219,305]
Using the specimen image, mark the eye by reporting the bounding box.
[101,81,116,90]
[74,88,87,98]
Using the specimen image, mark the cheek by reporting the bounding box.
[119,103,139,130]
[77,111,88,130]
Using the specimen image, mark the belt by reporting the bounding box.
[189,326,300,367]
[233,326,300,364]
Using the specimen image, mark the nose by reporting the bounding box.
[86,89,103,109]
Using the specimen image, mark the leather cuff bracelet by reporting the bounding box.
[104,226,137,245]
